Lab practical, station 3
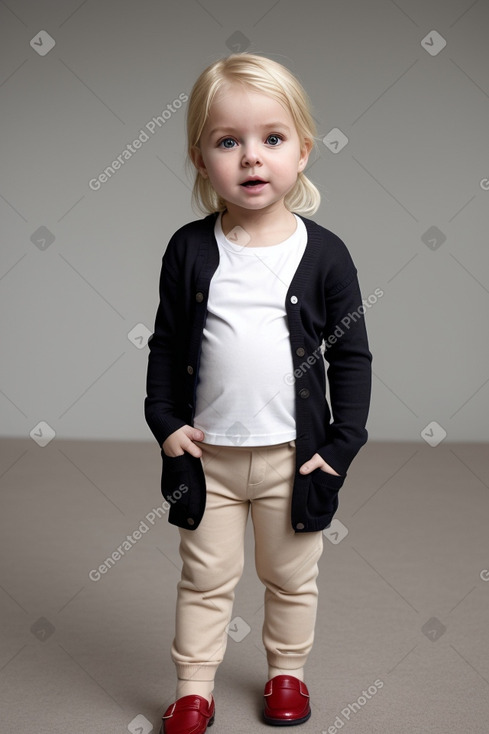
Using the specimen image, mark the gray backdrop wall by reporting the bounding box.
[1,0,488,444]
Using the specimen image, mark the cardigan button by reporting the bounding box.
[187,518,195,526]
[187,365,194,375]
[296,347,305,357]
[195,292,204,303]
[296,522,305,530]
[299,388,310,399]
[290,295,298,304]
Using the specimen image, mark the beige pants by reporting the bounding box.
[171,440,324,697]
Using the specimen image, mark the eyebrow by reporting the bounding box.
[208,122,291,136]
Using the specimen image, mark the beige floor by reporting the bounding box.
[1,437,488,733]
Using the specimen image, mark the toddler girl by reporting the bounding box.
[145,52,372,733]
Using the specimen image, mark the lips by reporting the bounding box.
[241,178,268,187]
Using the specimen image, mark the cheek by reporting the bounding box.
[205,157,231,185]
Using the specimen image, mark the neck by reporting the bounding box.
[221,203,296,246]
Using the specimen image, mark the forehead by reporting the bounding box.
[206,83,292,125]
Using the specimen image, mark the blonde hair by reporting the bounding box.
[186,53,320,216]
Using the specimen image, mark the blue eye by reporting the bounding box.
[218,138,237,148]
[266,134,283,146]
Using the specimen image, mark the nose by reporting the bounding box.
[241,141,261,167]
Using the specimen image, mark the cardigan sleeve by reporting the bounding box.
[316,263,373,476]
[144,236,187,447]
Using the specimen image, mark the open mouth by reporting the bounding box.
[241,179,267,187]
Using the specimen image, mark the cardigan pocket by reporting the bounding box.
[306,469,345,525]
[160,452,206,529]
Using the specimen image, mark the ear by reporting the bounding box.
[297,138,313,173]
[190,145,209,179]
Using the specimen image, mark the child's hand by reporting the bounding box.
[162,426,205,458]
[299,453,341,476]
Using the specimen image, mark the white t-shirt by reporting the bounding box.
[193,212,307,446]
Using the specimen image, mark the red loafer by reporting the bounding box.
[263,675,311,726]
[160,694,215,734]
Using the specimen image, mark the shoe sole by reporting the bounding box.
[160,713,214,733]
[263,709,311,726]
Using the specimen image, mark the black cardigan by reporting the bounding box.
[145,212,372,532]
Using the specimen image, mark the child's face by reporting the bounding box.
[191,83,311,215]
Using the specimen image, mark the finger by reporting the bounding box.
[182,425,204,442]
[299,454,322,474]
[184,438,203,459]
